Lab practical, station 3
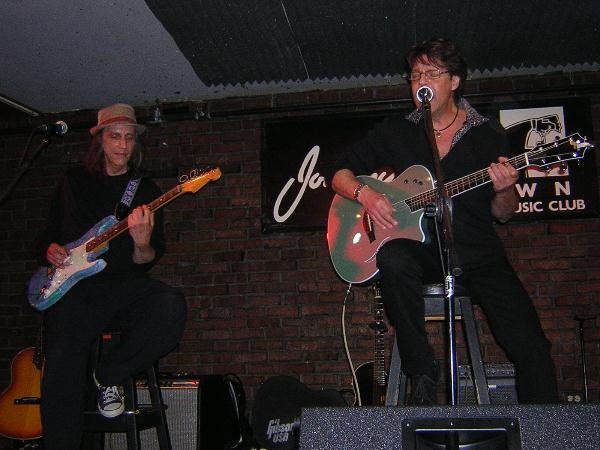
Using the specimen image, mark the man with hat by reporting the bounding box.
[36,103,187,449]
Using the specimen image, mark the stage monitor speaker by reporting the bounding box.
[299,404,600,449]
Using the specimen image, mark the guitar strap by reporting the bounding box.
[121,177,141,207]
[115,177,141,219]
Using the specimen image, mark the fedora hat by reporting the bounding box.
[90,103,147,136]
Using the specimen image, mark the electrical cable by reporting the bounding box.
[340,282,363,406]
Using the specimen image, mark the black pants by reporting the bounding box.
[377,238,558,404]
[41,277,187,450]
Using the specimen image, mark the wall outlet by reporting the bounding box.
[564,392,583,403]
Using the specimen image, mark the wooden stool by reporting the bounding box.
[385,284,491,406]
[83,332,172,450]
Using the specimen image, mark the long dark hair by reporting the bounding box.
[83,130,145,177]
[406,38,468,102]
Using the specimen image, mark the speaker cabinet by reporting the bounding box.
[106,375,244,450]
[459,363,518,405]
[299,405,600,449]
[106,382,199,450]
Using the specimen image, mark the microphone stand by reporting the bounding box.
[420,93,463,406]
[0,136,51,205]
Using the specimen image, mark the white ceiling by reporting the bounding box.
[0,0,382,116]
[0,0,214,114]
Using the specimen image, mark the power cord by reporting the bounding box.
[340,282,364,406]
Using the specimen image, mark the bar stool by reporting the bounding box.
[82,332,172,450]
[385,283,491,406]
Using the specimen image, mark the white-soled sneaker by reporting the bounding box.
[97,385,125,418]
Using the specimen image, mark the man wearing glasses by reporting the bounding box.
[329,38,558,405]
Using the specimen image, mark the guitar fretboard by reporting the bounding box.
[372,284,387,405]
[404,135,585,212]
[85,184,184,253]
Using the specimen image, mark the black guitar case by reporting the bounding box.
[251,376,347,450]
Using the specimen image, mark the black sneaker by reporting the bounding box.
[97,385,125,418]
[411,373,438,405]
[411,362,439,405]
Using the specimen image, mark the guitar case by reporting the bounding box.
[251,376,347,450]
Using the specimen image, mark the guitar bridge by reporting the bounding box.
[363,213,376,243]
[14,397,41,405]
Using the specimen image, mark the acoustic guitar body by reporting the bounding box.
[0,347,42,440]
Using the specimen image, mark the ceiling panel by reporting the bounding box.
[0,0,598,116]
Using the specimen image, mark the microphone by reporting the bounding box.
[416,86,434,103]
[35,121,68,136]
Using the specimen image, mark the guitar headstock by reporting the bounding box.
[180,167,222,193]
[527,133,594,168]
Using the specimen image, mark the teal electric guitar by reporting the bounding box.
[28,167,222,311]
[327,134,594,284]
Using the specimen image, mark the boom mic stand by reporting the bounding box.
[0,136,51,205]
[417,86,463,406]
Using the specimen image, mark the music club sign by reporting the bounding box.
[261,98,597,232]
[498,99,597,219]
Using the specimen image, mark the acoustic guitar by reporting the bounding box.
[327,134,594,284]
[0,345,43,440]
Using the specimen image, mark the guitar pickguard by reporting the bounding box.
[27,216,116,311]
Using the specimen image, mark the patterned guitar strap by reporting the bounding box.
[115,177,141,219]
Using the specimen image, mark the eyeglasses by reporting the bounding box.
[406,70,449,81]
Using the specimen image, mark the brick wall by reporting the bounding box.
[1,71,599,415]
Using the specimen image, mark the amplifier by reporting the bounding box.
[106,375,244,450]
[106,379,199,450]
[459,363,518,405]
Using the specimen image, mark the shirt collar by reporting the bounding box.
[406,98,488,145]
[407,98,488,127]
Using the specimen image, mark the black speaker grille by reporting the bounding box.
[299,405,600,449]
[106,386,198,450]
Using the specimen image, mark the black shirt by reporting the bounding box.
[330,100,514,269]
[36,165,165,281]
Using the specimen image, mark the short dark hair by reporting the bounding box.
[83,129,145,177]
[406,38,468,102]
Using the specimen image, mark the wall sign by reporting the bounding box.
[261,112,400,232]
[495,98,598,220]
[261,98,597,232]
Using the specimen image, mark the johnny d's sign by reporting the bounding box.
[262,98,597,231]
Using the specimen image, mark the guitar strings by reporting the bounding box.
[374,136,576,219]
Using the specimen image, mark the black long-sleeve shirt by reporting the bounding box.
[329,100,514,270]
[35,165,165,282]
